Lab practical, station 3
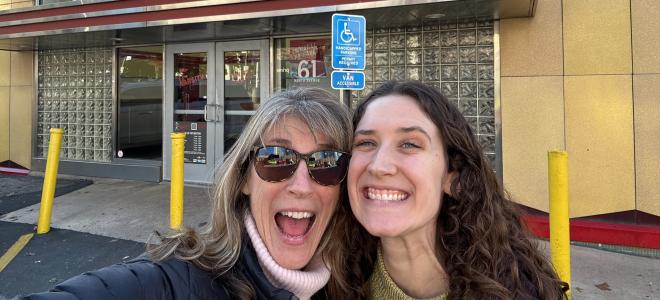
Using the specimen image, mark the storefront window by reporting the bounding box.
[117,46,163,160]
[274,36,339,98]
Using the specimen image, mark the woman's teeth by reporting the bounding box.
[367,187,408,201]
[279,211,314,219]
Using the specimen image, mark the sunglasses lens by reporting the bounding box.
[308,151,350,185]
[254,146,297,182]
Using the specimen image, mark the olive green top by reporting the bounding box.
[368,247,448,300]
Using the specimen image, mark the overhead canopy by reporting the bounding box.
[0,0,536,51]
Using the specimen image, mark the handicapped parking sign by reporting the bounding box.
[332,14,366,70]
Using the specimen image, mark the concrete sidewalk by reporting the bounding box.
[1,176,212,243]
[1,174,659,299]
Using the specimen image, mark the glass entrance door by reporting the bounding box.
[215,40,269,162]
[163,40,268,184]
[164,43,216,183]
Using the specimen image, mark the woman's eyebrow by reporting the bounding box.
[354,129,374,136]
[399,126,432,142]
[264,138,291,146]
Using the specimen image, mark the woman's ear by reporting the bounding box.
[442,171,457,196]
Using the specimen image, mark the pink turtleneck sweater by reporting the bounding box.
[244,213,330,300]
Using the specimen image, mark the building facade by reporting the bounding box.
[1,0,659,233]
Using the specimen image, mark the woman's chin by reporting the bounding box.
[269,231,320,270]
[363,221,406,239]
[271,247,314,270]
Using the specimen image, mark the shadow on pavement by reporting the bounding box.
[0,174,93,216]
[0,221,146,298]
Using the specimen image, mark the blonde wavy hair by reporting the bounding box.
[148,87,354,299]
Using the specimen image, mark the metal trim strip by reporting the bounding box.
[1,22,146,39]
[2,7,145,26]
[1,0,116,16]
[494,20,503,182]
[146,0,258,11]
[31,49,38,161]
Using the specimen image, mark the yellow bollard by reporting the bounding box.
[170,132,186,230]
[37,128,64,234]
[548,150,571,298]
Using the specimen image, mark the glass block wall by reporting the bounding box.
[37,48,113,162]
[352,19,496,166]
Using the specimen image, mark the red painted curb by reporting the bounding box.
[0,167,29,176]
[522,214,660,249]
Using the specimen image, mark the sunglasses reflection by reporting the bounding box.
[253,146,350,185]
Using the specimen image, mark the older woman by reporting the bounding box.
[23,88,355,299]
[347,81,567,299]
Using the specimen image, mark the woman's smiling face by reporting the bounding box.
[242,116,340,269]
[348,94,453,239]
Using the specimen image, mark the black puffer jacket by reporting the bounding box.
[21,239,325,300]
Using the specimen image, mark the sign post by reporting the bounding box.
[331,13,366,106]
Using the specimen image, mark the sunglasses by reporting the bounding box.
[252,146,350,186]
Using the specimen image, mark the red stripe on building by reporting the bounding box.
[522,214,660,249]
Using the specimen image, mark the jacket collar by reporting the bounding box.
[239,236,301,300]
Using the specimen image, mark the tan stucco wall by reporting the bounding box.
[0,50,34,168]
[0,0,34,167]
[500,0,660,217]
[564,75,635,216]
[631,1,660,217]
[633,75,660,217]
[501,76,564,212]
[563,0,632,75]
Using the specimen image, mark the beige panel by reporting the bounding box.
[10,0,31,9]
[9,86,33,168]
[0,51,9,86]
[633,75,660,217]
[565,75,635,217]
[0,4,10,10]
[498,0,535,18]
[563,0,632,75]
[632,0,660,74]
[10,51,33,86]
[502,76,565,212]
[500,0,563,76]
[0,87,8,162]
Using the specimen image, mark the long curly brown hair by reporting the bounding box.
[345,81,567,299]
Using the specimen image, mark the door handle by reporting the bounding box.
[203,104,209,122]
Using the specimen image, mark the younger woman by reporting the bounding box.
[347,81,567,299]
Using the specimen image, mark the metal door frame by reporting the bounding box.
[163,42,216,184]
[214,39,269,162]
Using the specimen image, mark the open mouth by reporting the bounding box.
[275,211,316,240]
[364,187,410,201]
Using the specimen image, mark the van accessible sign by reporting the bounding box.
[331,70,365,90]
[331,13,365,90]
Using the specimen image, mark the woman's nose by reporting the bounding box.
[366,147,397,176]
[287,160,314,196]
